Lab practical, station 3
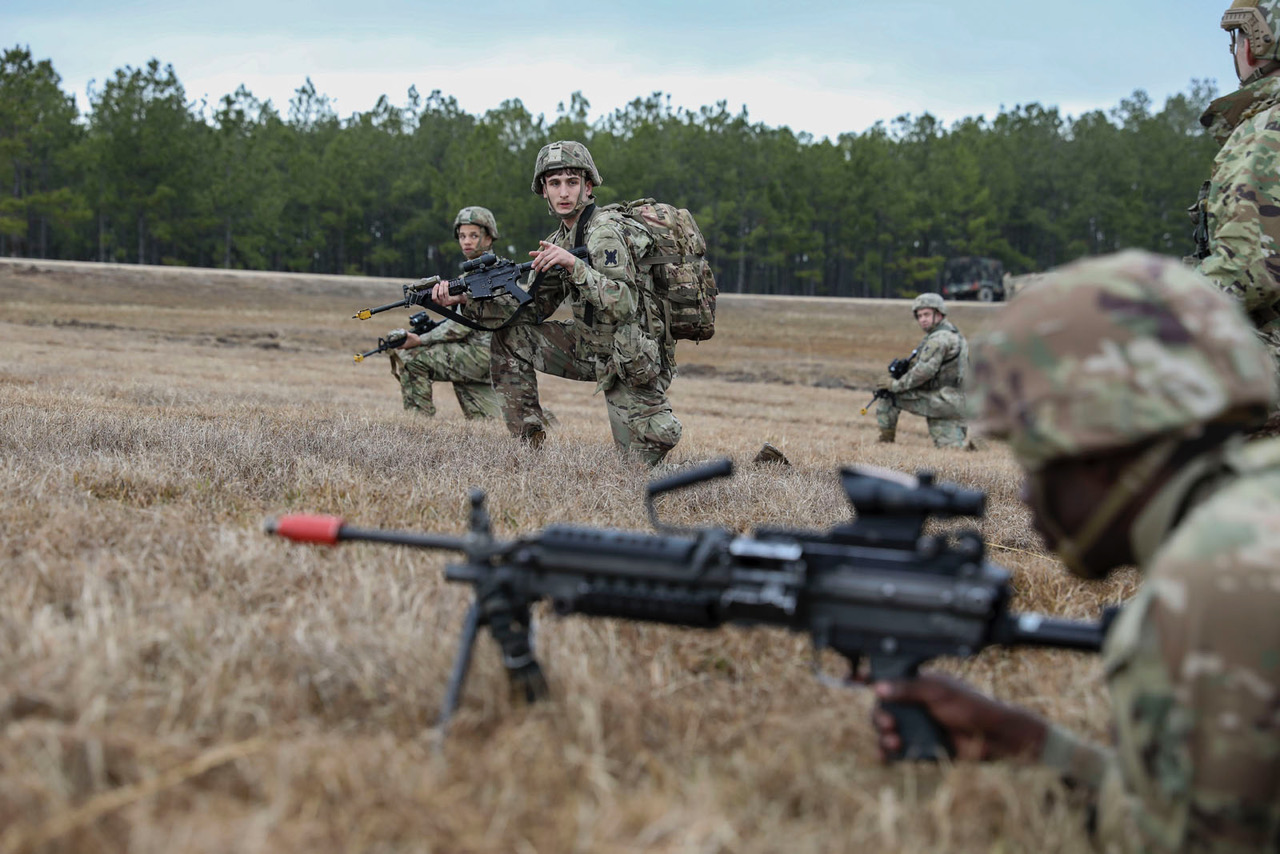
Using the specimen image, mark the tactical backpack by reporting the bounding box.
[602,198,718,342]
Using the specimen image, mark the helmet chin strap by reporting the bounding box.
[1242,58,1280,85]
[1033,438,1180,579]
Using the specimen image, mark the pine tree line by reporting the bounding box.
[0,46,1221,296]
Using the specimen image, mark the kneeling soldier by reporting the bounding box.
[876,293,969,448]
[388,207,502,420]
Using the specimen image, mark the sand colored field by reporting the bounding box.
[0,258,1131,853]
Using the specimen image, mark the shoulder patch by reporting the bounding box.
[604,248,619,267]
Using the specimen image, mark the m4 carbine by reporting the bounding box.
[353,311,440,363]
[265,462,1111,760]
[351,247,591,321]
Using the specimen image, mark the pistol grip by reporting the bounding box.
[881,700,954,762]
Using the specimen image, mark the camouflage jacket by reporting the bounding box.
[1040,436,1280,851]
[889,320,967,394]
[418,318,489,349]
[1196,75,1280,327]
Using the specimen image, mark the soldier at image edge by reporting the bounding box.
[1195,0,1280,410]
[876,292,970,448]
[431,140,681,466]
[386,207,503,420]
[871,251,1280,851]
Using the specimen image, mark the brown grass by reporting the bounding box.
[0,259,1133,853]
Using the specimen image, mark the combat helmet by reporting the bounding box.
[1223,0,1280,83]
[530,140,603,194]
[969,249,1274,472]
[911,293,947,316]
[453,206,499,240]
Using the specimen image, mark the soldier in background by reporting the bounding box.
[1196,0,1280,404]
[875,293,969,448]
[431,141,682,465]
[387,207,502,420]
[872,251,1280,850]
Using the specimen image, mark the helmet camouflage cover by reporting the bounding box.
[912,293,947,315]
[1223,0,1280,64]
[530,140,603,194]
[969,250,1275,470]
[453,206,499,240]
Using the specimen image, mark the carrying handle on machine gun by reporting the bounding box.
[644,458,735,533]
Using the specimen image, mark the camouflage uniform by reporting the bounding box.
[877,293,969,448]
[476,141,681,465]
[388,319,500,420]
[970,251,1280,851]
[1197,1,1280,398]
[388,206,503,420]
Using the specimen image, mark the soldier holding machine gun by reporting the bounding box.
[872,251,1280,851]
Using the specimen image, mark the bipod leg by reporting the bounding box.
[435,598,482,747]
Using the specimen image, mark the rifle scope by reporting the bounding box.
[461,253,498,272]
[841,467,985,518]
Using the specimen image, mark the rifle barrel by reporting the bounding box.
[995,612,1108,652]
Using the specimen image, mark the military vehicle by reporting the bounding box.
[938,256,1005,302]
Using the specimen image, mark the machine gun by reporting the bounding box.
[351,247,591,321]
[265,461,1111,760]
[353,311,441,363]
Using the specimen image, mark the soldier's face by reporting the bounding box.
[457,225,492,260]
[914,308,941,331]
[542,173,591,216]
[1021,457,1137,579]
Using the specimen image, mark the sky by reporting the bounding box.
[4,0,1232,139]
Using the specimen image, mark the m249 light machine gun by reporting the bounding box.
[265,462,1111,759]
[351,247,591,321]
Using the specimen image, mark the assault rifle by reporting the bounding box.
[353,311,440,363]
[888,349,917,380]
[859,388,895,416]
[265,461,1111,760]
[351,247,591,321]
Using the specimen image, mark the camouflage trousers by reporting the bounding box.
[876,386,968,448]
[388,340,501,420]
[1258,323,1280,416]
[490,319,682,466]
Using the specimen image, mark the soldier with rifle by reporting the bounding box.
[872,251,1280,850]
[1194,0,1280,413]
[382,207,503,420]
[874,293,970,448]
[429,141,682,465]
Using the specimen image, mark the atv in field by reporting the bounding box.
[938,256,1005,302]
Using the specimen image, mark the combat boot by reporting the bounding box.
[878,429,896,444]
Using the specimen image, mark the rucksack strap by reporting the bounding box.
[638,254,694,266]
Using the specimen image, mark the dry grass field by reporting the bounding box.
[0,258,1136,853]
